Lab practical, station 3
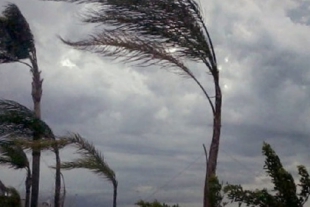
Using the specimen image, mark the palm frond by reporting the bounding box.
[0,3,34,63]
[58,134,117,186]
[60,32,192,76]
[0,100,54,139]
[0,140,29,170]
[46,0,216,71]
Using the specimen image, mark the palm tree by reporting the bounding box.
[58,134,117,207]
[0,140,31,207]
[0,4,62,207]
[43,0,221,206]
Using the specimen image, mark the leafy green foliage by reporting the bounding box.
[0,3,34,63]
[224,142,310,207]
[208,176,227,207]
[135,200,179,207]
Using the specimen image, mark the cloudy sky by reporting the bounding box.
[1,0,310,206]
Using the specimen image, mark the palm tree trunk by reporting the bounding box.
[54,147,61,207]
[25,168,32,207]
[31,150,40,207]
[29,54,42,207]
[203,72,222,207]
[29,54,62,207]
[60,172,66,207]
[113,182,117,207]
[203,144,209,207]
[208,74,222,175]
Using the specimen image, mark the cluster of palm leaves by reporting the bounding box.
[0,3,117,207]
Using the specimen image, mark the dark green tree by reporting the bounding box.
[42,1,221,206]
[0,4,62,207]
[224,142,310,207]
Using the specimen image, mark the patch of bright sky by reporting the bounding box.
[166,47,178,53]
[60,58,76,68]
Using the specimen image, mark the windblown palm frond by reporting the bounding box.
[0,3,34,63]
[57,133,117,207]
[60,134,116,185]
[0,140,29,170]
[60,32,192,74]
[47,0,216,72]
[0,100,54,139]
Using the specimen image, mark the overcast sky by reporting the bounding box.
[0,0,310,207]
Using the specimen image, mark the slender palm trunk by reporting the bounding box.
[203,144,209,207]
[203,71,222,207]
[112,181,117,207]
[25,167,32,207]
[207,75,222,177]
[54,147,61,207]
[31,150,40,207]
[29,53,42,207]
[29,53,62,207]
[60,172,66,207]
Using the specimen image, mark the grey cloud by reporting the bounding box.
[287,1,310,25]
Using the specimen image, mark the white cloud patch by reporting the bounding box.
[61,58,76,68]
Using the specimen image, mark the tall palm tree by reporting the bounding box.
[0,4,62,207]
[0,140,31,207]
[58,134,117,207]
[43,1,221,206]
